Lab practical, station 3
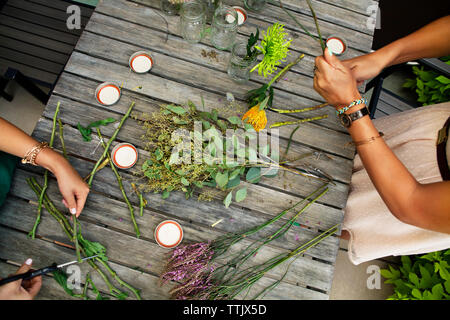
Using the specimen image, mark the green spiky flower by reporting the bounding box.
[251,23,292,78]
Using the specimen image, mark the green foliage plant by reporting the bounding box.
[403,56,450,106]
[381,249,450,300]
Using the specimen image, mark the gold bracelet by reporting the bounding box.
[352,132,385,147]
[22,142,50,166]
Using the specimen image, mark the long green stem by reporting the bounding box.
[88,102,135,187]
[96,129,140,238]
[305,0,326,52]
[28,178,139,299]
[269,114,328,128]
[274,0,317,41]
[270,103,328,114]
[27,178,72,239]
[29,102,60,239]
[58,118,68,159]
[268,53,304,87]
[96,258,142,300]
[282,125,300,161]
[272,0,325,52]
[73,214,82,263]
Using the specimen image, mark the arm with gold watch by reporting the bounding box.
[313,47,450,235]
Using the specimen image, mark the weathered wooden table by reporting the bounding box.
[0,0,376,299]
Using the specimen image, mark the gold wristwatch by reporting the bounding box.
[339,106,370,128]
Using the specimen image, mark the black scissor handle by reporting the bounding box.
[0,263,58,286]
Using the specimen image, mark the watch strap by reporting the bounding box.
[349,106,369,121]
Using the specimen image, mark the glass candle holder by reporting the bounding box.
[160,0,181,16]
[244,0,266,11]
[204,0,222,23]
[227,42,257,83]
[179,0,206,44]
[211,5,238,51]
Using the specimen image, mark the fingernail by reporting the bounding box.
[70,208,77,215]
[25,258,32,265]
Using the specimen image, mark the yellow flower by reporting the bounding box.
[242,105,267,132]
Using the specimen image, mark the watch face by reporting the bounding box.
[339,114,351,128]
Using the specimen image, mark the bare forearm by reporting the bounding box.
[376,15,450,69]
[0,117,63,173]
[348,110,450,233]
[348,112,419,218]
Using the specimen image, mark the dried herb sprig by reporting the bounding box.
[161,184,333,299]
[134,101,277,206]
[207,223,339,300]
[28,101,61,239]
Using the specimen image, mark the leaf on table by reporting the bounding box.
[77,118,117,142]
[165,105,187,115]
[235,187,247,202]
[223,191,233,208]
[246,167,261,183]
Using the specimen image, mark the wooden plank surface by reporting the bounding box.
[1,3,83,36]
[0,0,376,300]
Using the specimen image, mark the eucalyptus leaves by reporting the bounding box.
[134,101,279,207]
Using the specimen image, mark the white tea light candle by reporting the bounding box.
[129,51,153,73]
[95,82,121,106]
[111,143,138,169]
[326,36,347,56]
[155,220,184,248]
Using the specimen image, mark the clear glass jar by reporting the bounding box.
[211,6,238,51]
[204,0,222,23]
[179,0,206,44]
[227,42,257,83]
[244,0,266,11]
[160,0,181,16]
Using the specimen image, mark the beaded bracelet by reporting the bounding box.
[336,98,367,115]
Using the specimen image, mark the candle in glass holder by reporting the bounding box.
[111,143,138,169]
[155,220,184,248]
[129,51,153,74]
[232,6,247,26]
[95,82,121,106]
[326,36,347,56]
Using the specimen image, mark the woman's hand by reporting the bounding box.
[313,48,362,110]
[37,149,90,218]
[0,259,42,300]
[341,51,388,85]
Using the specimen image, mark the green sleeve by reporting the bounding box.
[0,152,19,208]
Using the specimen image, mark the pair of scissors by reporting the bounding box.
[0,255,98,286]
